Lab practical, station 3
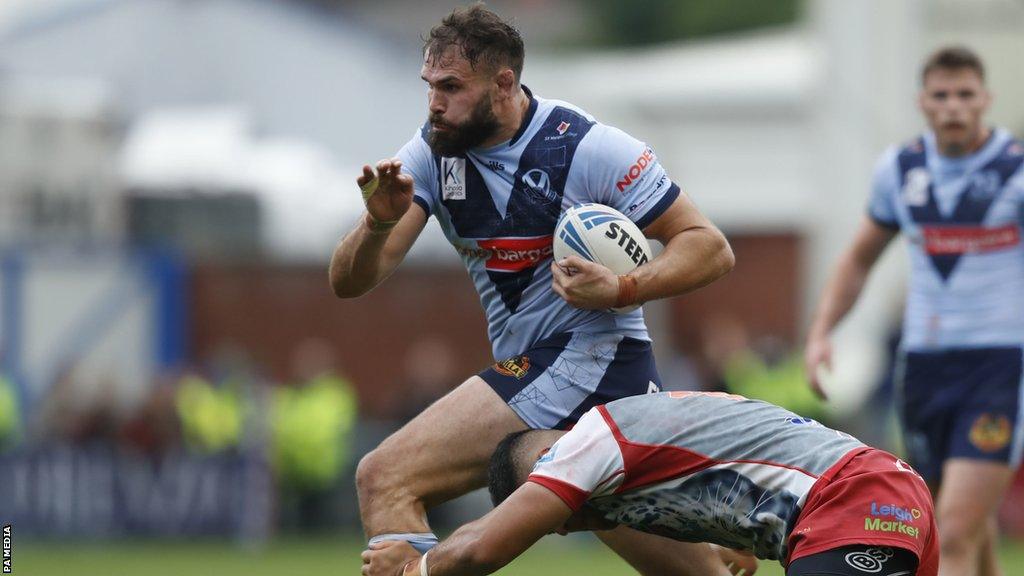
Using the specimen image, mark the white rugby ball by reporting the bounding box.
[553,203,652,314]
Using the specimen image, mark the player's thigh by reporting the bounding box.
[369,375,528,504]
[595,527,730,576]
[935,458,1015,536]
[787,545,918,576]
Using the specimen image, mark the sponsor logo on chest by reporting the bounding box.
[921,224,1021,255]
[476,236,554,272]
[442,157,466,200]
[522,168,557,202]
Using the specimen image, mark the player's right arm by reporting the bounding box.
[804,217,897,399]
[361,483,573,576]
[329,158,428,298]
[805,148,904,399]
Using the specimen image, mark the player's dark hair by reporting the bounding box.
[487,430,535,506]
[921,45,985,84]
[424,3,525,82]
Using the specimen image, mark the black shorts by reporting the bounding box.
[788,545,919,575]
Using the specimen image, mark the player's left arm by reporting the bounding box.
[361,483,572,576]
[552,193,733,309]
[634,192,734,302]
[552,125,733,309]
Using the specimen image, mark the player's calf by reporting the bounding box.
[358,377,529,554]
[355,448,430,535]
[356,444,442,556]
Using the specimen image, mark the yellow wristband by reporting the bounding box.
[364,212,399,234]
[360,176,380,202]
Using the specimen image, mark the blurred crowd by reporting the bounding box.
[0,324,851,534]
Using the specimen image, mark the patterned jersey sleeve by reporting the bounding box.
[526,407,624,511]
[396,129,438,218]
[572,124,681,230]
[1011,153,1024,226]
[866,146,901,230]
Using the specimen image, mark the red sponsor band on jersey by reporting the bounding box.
[477,236,554,272]
[615,147,656,193]
[922,224,1021,255]
[455,245,493,259]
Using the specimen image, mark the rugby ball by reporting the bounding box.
[553,203,652,314]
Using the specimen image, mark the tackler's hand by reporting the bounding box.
[361,540,420,576]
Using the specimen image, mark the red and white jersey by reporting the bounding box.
[528,391,866,561]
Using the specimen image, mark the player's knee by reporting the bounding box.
[939,531,977,560]
[355,448,396,502]
[937,517,983,558]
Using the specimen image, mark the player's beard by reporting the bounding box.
[427,96,501,157]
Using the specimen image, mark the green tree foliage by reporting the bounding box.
[586,0,800,46]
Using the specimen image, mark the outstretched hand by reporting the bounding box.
[361,540,420,576]
[359,158,414,224]
[804,334,833,400]
[550,255,619,310]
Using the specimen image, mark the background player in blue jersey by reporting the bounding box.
[805,46,1024,576]
[330,4,740,575]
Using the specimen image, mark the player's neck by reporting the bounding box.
[937,126,991,158]
[480,88,530,148]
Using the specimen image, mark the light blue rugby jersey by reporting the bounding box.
[868,127,1024,350]
[397,87,680,360]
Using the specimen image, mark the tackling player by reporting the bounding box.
[805,46,1024,576]
[330,4,739,575]
[361,391,938,576]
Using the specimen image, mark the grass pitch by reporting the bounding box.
[12,534,1024,575]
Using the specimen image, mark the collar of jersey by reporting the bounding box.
[508,85,539,147]
[924,126,1006,174]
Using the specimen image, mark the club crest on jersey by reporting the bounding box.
[494,355,531,379]
[522,168,556,202]
[966,169,1001,201]
[901,167,930,206]
[442,157,466,200]
[556,121,570,135]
